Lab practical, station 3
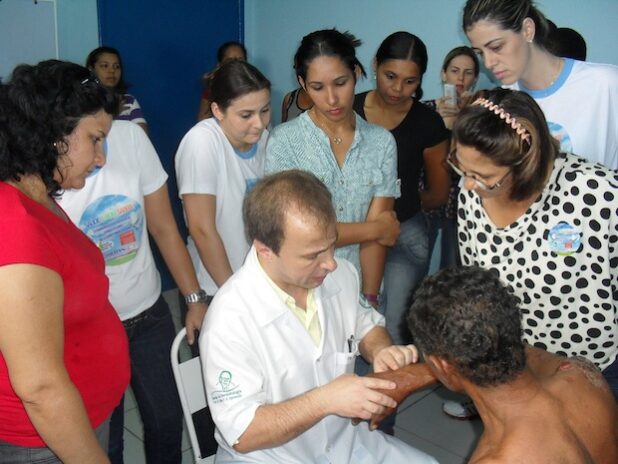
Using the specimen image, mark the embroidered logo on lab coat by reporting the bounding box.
[211,370,242,404]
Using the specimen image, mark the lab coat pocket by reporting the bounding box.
[334,351,357,375]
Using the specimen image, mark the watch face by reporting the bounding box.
[186,290,207,304]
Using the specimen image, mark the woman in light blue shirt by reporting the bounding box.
[266,29,400,307]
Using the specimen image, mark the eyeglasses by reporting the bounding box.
[446,149,512,192]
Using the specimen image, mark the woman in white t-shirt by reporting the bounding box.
[58,119,207,463]
[176,60,271,300]
[463,0,617,169]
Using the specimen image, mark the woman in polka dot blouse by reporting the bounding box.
[451,88,618,400]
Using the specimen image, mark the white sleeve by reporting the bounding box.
[200,301,266,447]
[338,259,385,340]
[128,122,168,195]
[175,124,221,197]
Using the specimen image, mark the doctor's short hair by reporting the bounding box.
[243,170,336,254]
[408,266,525,387]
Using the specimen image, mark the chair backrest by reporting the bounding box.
[170,328,217,463]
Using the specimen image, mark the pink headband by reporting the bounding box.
[472,98,531,143]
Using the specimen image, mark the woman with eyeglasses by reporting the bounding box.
[0,60,129,463]
[451,87,618,401]
[463,0,618,169]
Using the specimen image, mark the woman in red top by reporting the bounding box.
[0,60,130,463]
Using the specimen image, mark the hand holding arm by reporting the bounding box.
[372,344,419,373]
[366,363,438,429]
[233,374,396,453]
[359,325,394,365]
[336,208,400,248]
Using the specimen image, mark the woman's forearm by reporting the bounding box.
[335,221,378,247]
[22,379,109,463]
[191,228,234,289]
[360,241,387,296]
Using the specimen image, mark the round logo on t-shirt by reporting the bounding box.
[79,194,143,266]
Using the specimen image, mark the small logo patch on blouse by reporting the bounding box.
[548,221,582,255]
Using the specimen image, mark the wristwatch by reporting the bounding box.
[184,289,208,305]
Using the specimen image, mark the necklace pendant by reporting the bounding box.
[333,136,342,145]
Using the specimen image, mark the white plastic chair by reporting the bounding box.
[171,328,217,463]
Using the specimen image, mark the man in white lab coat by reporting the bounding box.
[200,170,437,463]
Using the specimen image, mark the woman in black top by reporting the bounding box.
[354,32,450,345]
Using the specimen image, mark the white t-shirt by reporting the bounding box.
[458,153,618,371]
[511,59,618,169]
[58,120,168,320]
[175,118,267,295]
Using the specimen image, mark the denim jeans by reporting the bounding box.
[0,417,109,464]
[382,212,430,345]
[108,295,183,464]
[426,213,460,270]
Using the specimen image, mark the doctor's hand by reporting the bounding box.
[319,374,397,421]
[372,344,419,373]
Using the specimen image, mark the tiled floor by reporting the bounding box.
[121,288,482,463]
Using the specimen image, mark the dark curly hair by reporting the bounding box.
[0,60,118,196]
[408,266,525,387]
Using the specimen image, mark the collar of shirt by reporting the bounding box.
[255,252,322,346]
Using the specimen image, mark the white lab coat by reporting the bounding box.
[200,247,437,464]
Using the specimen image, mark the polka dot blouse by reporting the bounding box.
[458,153,618,371]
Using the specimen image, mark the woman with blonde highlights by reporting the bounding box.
[451,88,617,401]
[463,0,617,169]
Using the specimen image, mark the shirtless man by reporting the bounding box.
[407,266,618,464]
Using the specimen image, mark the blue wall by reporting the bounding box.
[0,0,58,81]
[97,0,244,289]
[245,0,618,124]
[57,0,99,64]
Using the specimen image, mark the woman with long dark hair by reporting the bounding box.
[176,60,271,302]
[267,29,401,308]
[463,0,617,169]
[354,32,450,344]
